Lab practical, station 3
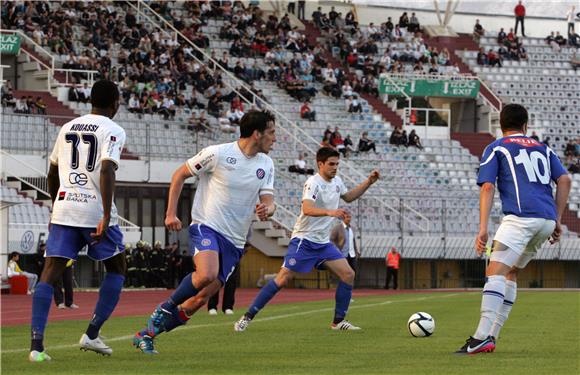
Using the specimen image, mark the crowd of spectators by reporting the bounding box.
[564,138,580,174]
[1,81,47,114]
[475,20,529,68]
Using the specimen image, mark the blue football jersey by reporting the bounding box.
[477,134,568,220]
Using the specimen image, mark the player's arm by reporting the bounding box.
[340,170,380,203]
[91,160,116,241]
[550,174,572,244]
[476,182,495,255]
[302,199,348,219]
[165,164,194,231]
[47,163,60,203]
[255,194,275,221]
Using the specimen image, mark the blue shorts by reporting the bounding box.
[282,237,344,273]
[189,223,243,283]
[46,224,124,261]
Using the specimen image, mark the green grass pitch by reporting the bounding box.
[2,291,578,375]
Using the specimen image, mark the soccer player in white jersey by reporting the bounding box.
[455,104,571,355]
[29,80,127,362]
[133,110,276,354]
[235,147,379,331]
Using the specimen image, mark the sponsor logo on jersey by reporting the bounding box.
[201,239,211,247]
[201,153,215,167]
[503,137,541,147]
[110,136,116,141]
[256,168,265,179]
[226,157,237,164]
[65,192,97,203]
[58,191,66,200]
[69,172,88,186]
[195,163,203,170]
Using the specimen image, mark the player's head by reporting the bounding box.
[9,252,19,261]
[316,147,340,179]
[239,110,276,154]
[90,79,120,119]
[500,104,528,134]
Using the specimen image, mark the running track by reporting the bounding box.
[1,288,467,327]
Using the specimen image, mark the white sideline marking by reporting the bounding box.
[2,293,463,354]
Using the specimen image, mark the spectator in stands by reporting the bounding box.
[564,139,578,164]
[555,31,567,46]
[297,1,306,20]
[568,158,580,174]
[473,19,485,42]
[128,93,141,113]
[546,31,561,52]
[477,47,488,65]
[188,111,210,133]
[300,100,316,121]
[321,133,333,149]
[399,12,410,29]
[571,53,580,70]
[80,82,91,103]
[312,7,323,27]
[8,252,38,294]
[514,0,526,37]
[289,153,314,175]
[207,95,222,118]
[487,49,502,67]
[408,13,420,33]
[343,135,356,157]
[358,131,377,153]
[569,32,580,47]
[331,127,347,156]
[390,126,406,146]
[347,95,362,113]
[497,28,507,45]
[408,130,423,150]
[567,6,576,35]
[35,96,47,115]
[530,131,540,141]
[14,96,28,114]
[218,110,237,133]
[68,83,81,103]
[26,96,35,114]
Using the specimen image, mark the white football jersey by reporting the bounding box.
[186,142,275,248]
[292,173,348,243]
[49,114,126,227]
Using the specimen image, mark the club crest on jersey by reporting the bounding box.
[201,239,211,247]
[288,258,296,266]
[256,168,265,179]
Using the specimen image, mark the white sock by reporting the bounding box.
[473,275,507,340]
[490,280,517,339]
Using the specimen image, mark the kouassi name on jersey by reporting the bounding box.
[49,114,126,228]
[477,134,568,220]
[186,142,275,248]
[292,174,348,243]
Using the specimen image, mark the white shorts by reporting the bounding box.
[490,215,556,269]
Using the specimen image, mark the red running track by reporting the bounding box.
[0,288,464,327]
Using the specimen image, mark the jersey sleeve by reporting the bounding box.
[49,126,65,165]
[302,177,319,202]
[185,145,219,176]
[548,148,568,182]
[259,158,275,196]
[100,126,126,167]
[477,145,498,186]
[338,177,348,196]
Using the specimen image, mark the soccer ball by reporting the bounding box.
[407,312,435,337]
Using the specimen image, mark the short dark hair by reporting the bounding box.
[90,79,119,109]
[500,104,528,132]
[239,110,276,138]
[316,147,340,164]
[9,251,18,260]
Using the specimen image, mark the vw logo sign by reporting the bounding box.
[20,231,35,253]
[69,172,88,186]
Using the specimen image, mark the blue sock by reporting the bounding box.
[161,273,198,310]
[30,282,54,352]
[333,281,353,324]
[246,279,281,319]
[86,273,124,339]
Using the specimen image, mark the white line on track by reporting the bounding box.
[2,293,464,354]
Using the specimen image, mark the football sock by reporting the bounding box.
[246,279,281,319]
[333,281,353,324]
[490,280,517,339]
[30,282,54,352]
[161,273,198,310]
[474,275,506,340]
[86,273,124,339]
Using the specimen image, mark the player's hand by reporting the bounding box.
[90,216,110,242]
[165,215,182,232]
[474,230,488,256]
[329,208,349,220]
[549,221,562,244]
[368,170,380,184]
[255,203,269,221]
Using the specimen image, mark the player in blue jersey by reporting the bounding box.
[133,110,276,354]
[234,147,379,332]
[455,104,571,355]
[29,80,127,362]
